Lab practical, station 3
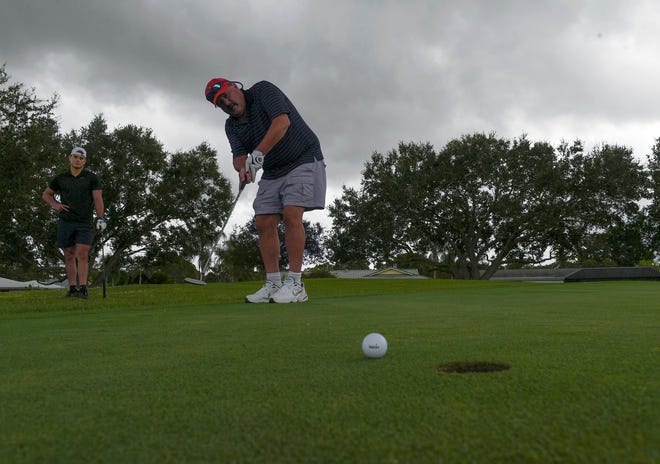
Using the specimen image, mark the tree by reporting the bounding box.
[328,136,567,278]
[555,142,651,266]
[214,221,262,282]
[329,135,654,278]
[63,116,234,284]
[0,65,62,279]
[131,250,199,284]
[325,186,371,267]
[422,134,566,278]
[155,142,234,277]
[641,139,660,260]
[215,218,328,281]
[327,142,435,268]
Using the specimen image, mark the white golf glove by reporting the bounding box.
[96,216,107,231]
[245,150,264,182]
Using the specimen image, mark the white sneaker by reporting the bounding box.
[245,281,281,303]
[270,279,308,303]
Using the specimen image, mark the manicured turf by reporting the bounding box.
[1,279,658,463]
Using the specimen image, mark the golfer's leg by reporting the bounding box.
[75,244,91,285]
[282,206,306,273]
[63,247,77,285]
[255,214,281,273]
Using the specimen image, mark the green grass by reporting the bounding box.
[1,279,658,463]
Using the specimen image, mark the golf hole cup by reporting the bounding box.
[362,333,388,358]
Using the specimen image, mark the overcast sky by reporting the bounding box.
[2,0,659,229]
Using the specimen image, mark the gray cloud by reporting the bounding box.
[2,0,658,229]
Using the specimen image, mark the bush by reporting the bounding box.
[304,266,336,279]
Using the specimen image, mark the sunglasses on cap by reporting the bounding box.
[205,83,224,102]
[205,80,244,103]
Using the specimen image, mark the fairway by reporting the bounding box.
[1,279,658,463]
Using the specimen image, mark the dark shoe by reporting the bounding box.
[77,288,89,300]
[65,287,79,298]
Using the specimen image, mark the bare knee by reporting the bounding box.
[75,245,90,261]
[63,247,76,261]
[255,214,280,235]
[282,206,304,230]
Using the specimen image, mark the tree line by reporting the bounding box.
[326,137,658,278]
[1,65,326,284]
[1,65,658,283]
[0,67,229,282]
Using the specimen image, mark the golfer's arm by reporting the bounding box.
[42,187,57,208]
[92,190,104,217]
[256,113,290,155]
[231,113,290,172]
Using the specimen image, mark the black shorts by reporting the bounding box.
[57,219,94,249]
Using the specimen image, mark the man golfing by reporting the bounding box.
[205,78,326,303]
[42,147,106,299]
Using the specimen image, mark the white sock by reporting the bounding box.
[287,271,302,284]
[266,272,282,286]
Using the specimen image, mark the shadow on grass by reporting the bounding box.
[437,361,511,373]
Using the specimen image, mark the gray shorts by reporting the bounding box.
[253,159,326,215]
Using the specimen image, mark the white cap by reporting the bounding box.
[70,146,87,157]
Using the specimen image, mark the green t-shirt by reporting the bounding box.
[49,169,102,224]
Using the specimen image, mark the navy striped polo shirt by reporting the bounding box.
[225,81,323,180]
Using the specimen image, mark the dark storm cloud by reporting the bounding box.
[1,0,658,212]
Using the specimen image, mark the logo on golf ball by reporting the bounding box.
[362,333,387,358]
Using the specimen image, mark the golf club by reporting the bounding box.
[95,217,108,298]
[102,235,106,298]
[185,182,246,286]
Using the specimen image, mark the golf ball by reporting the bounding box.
[362,333,388,358]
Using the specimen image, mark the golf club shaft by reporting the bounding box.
[201,183,246,276]
[101,231,107,298]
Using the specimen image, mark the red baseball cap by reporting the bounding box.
[205,78,232,106]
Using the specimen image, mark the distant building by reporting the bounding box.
[330,268,428,279]
[488,267,660,282]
